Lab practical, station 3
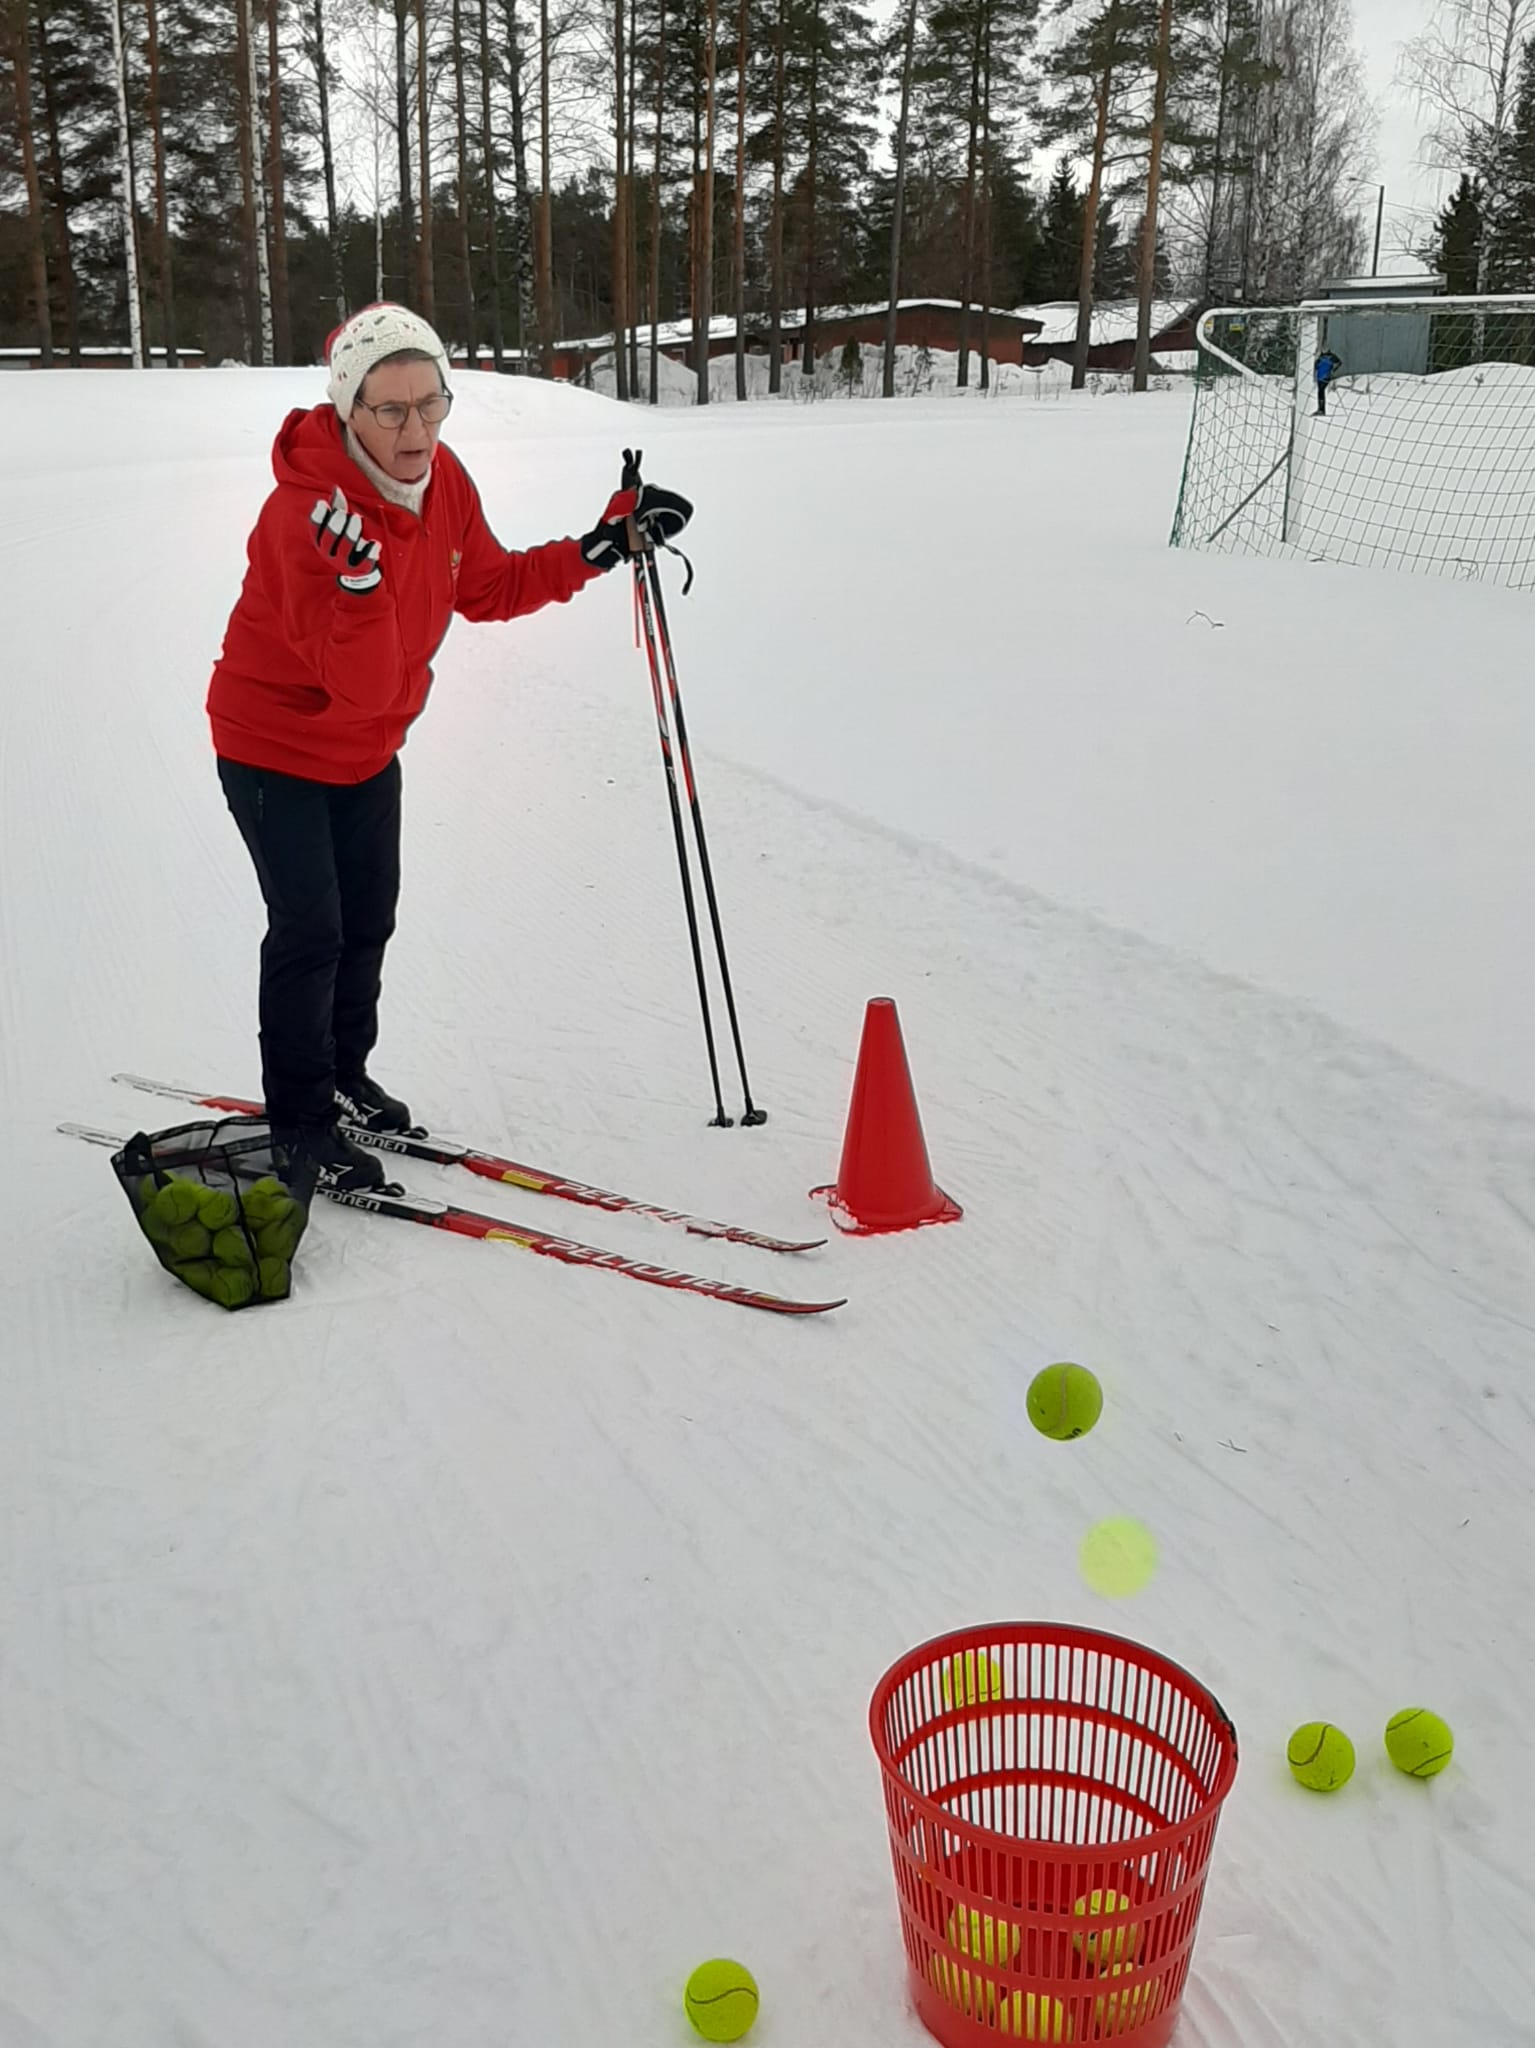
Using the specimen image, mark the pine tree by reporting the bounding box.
[1431,170,1484,292]
[3,0,54,358]
[1477,35,1535,288]
[1035,0,1144,388]
[1031,155,1081,297]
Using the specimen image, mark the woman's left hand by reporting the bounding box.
[580,476,694,571]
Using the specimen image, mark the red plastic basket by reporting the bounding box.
[870,1625,1238,2047]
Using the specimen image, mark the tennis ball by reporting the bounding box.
[240,1178,288,1226]
[174,1259,220,1300]
[950,1907,1022,1966]
[257,1255,291,1300]
[1384,1708,1453,1779]
[195,1186,238,1230]
[152,1177,201,1227]
[255,1218,298,1262]
[211,1226,256,1268]
[1286,1722,1355,1792]
[135,1174,159,1210]
[930,1955,985,2019]
[209,1265,254,1309]
[942,1649,1004,1708]
[1071,1890,1137,1967]
[167,1220,213,1261]
[683,1959,759,2042]
[997,1991,1071,2040]
[1093,1966,1163,2037]
[1079,1518,1158,1598]
[1027,1362,1103,1441]
[140,1201,173,1246]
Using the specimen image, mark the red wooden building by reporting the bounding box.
[546,300,1047,381]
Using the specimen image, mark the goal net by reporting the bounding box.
[1171,296,1535,591]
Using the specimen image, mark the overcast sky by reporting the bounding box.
[1354,0,1455,273]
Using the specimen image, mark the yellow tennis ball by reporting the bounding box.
[167,1219,213,1261]
[997,1990,1071,2040]
[1384,1708,1453,1779]
[255,1217,299,1261]
[941,1649,1004,1708]
[930,1952,982,2017]
[1071,1889,1137,1967]
[950,1907,1022,1966]
[683,1959,759,2042]
[208,1265,255,1309]
[1079,1517,1158,1598]
[1027,1362,1103,1440]
[195,1185,239,1230]
[1093,1965,1163,2037]
[1286,1721,1355,1792]
[174,1259,220,1300]
[256,1255,291,1300]
[212,1225,256,1268]
[152,1177,202,1227]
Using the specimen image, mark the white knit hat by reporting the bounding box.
[325,303,451,422]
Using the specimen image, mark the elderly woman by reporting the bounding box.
[207,303,690,1192]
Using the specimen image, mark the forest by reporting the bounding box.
[0,0,1393,393]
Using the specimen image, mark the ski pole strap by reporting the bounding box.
[658,538,695,595]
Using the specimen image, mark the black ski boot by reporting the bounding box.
[336,1072,415,1134]
[274,1119,388,1199]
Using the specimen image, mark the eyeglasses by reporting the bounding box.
[354,391,454,431]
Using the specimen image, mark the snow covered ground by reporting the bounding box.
[2,367,1532,2046]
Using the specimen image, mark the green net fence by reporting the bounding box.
[1172,298,1535,591]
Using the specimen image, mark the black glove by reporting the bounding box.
[579,451,693,571]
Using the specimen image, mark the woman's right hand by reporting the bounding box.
[310,485,384,595]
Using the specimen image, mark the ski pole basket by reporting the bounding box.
[113,1116,310,1310]
[870,1624,1239,2047]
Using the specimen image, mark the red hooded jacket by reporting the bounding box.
[208,405,602,784]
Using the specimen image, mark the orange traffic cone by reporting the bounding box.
[814,998,961,1234]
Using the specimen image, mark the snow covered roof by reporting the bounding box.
[1317,273,1445,295]
[1012,300,1194,346]
[0,345,205,359]
[555,301,1042,351]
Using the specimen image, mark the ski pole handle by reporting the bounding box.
[622,446,645,556]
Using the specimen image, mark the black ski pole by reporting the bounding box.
[628,522,732,1128]
[640,530,766,1127]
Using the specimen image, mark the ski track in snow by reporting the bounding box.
[0,372,1531,2044]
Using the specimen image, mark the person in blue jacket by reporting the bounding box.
[1314,347,1342,415]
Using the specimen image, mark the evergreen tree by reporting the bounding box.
[1476,35,1535,288]
[1031,154,1082,297]
[1431,170,1484,292]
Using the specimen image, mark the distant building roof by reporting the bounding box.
[1315,274,1445,298]
[0,345,206,359]
[1012,299,1194,345]
[554,300,1041,351]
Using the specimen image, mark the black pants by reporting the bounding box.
[1316,382,1328,416]
[218,757,402,1129]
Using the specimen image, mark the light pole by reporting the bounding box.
[1350,180,1387,277]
